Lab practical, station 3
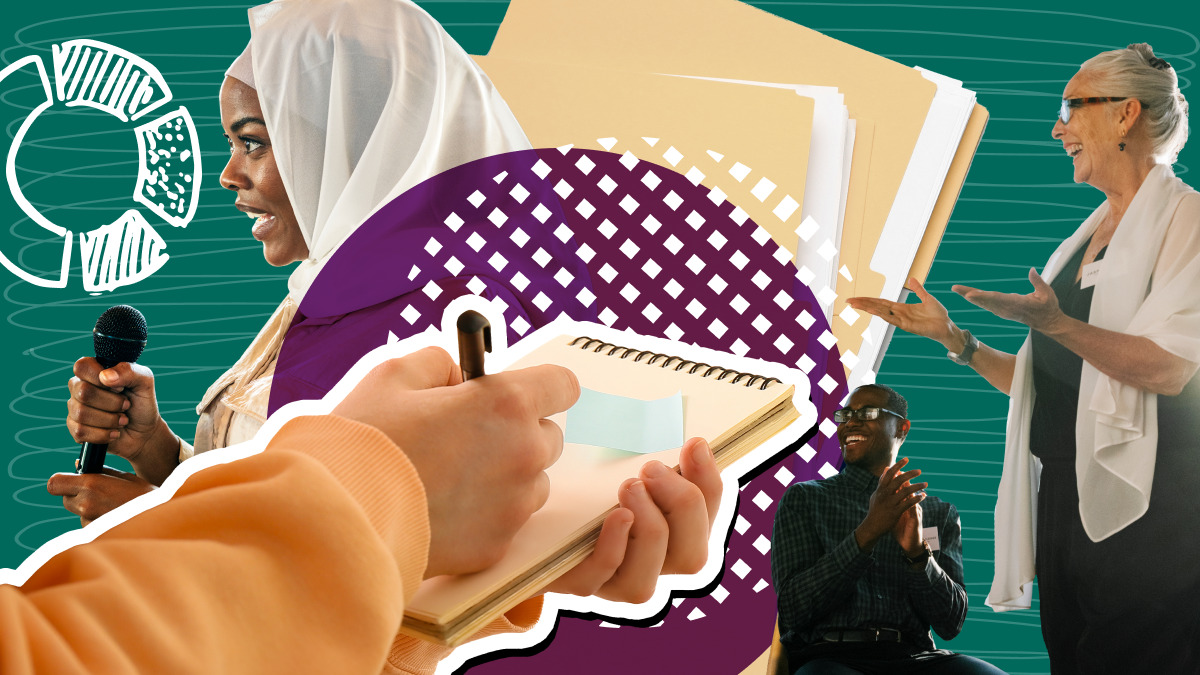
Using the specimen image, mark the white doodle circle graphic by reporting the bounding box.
[1,39,202,292]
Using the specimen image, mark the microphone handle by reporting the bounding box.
[78,356,123,474]
[79,442,108,474]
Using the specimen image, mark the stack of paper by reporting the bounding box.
[480,0,987,389]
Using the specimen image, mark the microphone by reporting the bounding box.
[78,305,148,474]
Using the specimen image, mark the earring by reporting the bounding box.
[1119,142,1126,151]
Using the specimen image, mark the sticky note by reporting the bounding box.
[565,388,684,454]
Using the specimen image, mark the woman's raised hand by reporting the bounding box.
[66,358,180,485]
[847,278,961,350]
[953,268,1067,334]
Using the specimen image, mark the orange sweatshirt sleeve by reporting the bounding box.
[256,417,546,675]
[0,415,428,675]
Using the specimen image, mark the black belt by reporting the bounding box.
[818,628,903,643]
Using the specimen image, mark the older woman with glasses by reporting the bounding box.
[848,44,1198,674]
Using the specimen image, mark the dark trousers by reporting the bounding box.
[1036,378,1200,673]
[789,643,1007,675]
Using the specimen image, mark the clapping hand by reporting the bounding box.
[854,458,927,553]
[892,502,925,562]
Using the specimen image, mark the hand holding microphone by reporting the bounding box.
[76,306,148,473]
[64,306,180,485]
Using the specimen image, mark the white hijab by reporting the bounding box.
[227,0,531,301]
[988,163,1200,611]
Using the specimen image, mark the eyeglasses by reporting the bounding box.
[1058,97,1147,125]
[832,406,907,424]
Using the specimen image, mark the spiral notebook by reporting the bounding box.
[400,334,799,646]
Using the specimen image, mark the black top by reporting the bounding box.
[1029,238,1106,461]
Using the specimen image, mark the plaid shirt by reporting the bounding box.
[771,463,967,654]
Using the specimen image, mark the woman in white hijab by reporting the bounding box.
[58,2,722,671]
[193,0,601,450]
[849,44,1199,674]
[63,0,559,479]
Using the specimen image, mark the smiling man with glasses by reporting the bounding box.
[770,384,1006,675]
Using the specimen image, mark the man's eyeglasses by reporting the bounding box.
[1058,97,1147,125]
[832,406,907,424]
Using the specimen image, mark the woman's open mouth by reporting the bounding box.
[1066,143,1083,159]
[248,211,278,241]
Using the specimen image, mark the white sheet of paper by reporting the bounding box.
[838,119,857,267]
[852,67,976,389]
[677,76,849,317]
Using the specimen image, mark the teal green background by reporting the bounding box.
[1,2,1195,673]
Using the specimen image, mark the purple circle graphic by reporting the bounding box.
[269,148,850,673]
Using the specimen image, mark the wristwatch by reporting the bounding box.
[947,329,979,366]
[902,540,933,567]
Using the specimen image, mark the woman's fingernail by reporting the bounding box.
[118,416,128,426]
[109,430,119,439]
[629,480,647,497]
[122,400,130,411]
[642,461,668,479]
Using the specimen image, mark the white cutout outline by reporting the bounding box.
[0,295,817,669]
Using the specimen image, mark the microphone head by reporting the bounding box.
[93,305,148,367]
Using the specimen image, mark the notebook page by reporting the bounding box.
[405,335,792,622]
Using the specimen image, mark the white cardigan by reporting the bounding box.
[987,164,1200,611]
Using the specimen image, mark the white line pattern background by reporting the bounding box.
[1,3,1197,674]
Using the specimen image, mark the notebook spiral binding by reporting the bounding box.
[569,336,783,391]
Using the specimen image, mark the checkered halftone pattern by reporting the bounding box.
[468,146,850,674]
[277,147,853,674]
[272,150,598,414]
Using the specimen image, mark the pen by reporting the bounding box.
[456,310,492,381]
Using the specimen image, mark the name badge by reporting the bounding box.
[922,527,941,552]
[1081,260,1104,289]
